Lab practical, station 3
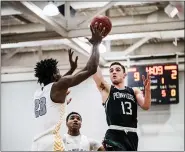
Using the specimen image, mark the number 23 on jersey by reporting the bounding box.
[35,97,47,118]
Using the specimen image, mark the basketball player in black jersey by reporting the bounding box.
[92,62,151,151]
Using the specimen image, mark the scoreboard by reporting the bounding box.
[127,63,179,104]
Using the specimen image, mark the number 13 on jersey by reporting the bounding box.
[121,102,132,115]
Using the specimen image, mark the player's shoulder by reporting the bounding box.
[34,82,54,98]
[85,135,97,143]
[44,82,55,90]
[125,85,133,90]
[81,134,88,140]
[126,86,138,94]
[132,87,138,91]
[132,87,140,91]
[34,88,41,97]
[131,87,142,94]
[80,134,92,142]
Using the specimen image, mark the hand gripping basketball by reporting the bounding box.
[87,15,112,45]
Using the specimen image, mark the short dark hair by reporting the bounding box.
[66,112,82,122]
[34,58,58,86]
[110,62,126,73]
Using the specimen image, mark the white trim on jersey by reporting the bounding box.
[109,125,137,132]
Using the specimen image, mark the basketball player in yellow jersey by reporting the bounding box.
[31,22,106,151]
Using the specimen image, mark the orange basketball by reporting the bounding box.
[90,15,112,37]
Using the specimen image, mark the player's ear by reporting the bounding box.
[53,73,57,80]
[53,73,61,81]
[66,121,69,126]
[123,73,127,78]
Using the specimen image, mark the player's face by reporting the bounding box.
[67,114,82,131]
[109,65,126,85]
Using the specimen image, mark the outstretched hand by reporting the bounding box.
[87,22,106,45]
[68,49,78,71]
[142,73,151,92]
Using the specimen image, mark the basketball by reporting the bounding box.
[90,15,112,37]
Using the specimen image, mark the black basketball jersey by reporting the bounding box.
[103,85,138,128]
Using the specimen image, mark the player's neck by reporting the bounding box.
[68,130,80,136]
[114,82,125,89]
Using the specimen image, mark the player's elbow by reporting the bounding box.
[91,67,97,75]
[143,106,150,110]
[142,104,151,110]
[89,65,98,75]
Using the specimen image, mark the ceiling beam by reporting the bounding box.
[102,43,184,61]
[1,45,69,54]
[71,38,91,54]
[103,30,184,41]
[70,2,156,9]
[70,38,107,66]
[1,39,71,49]
[104,57,185,67]
[10,1,68,37]
[13,15,32,24]
[3,42,184,56]
[68,21,184,37]
[66,39,90,57]
[3,49,20,60]
[2,29,183,44]
[116,6,127,16]
[2,32,61,44]
[9,1,94,58]
[2,30,184,48]
[2,10,182,35]
[61,40,106,66]
[65,1,70,29]
[1,23,47,34]
[120,36,153,56]
[1,6,22,16]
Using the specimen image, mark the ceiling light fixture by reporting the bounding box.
[43,2,60,16]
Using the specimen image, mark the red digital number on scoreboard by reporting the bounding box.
[171,70,177,79]
[145,66,163,75]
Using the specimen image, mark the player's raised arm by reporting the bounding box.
[134,73,151,110]
[51,23,105,103]
[93,67,110,93]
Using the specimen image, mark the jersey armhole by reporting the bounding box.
[102,85,112,107]
[130,87,140,106]
[48,82,55,102]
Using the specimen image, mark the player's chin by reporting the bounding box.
[72,125,80,130]
[72,123,80,128]
[112,80,119,85]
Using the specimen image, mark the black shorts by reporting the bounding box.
[103,129,138,151]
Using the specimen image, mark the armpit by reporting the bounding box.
[100,82,106,90]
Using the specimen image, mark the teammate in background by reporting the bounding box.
[31,22,105,151]
[63,112,105,151]
[92,63,151,151]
